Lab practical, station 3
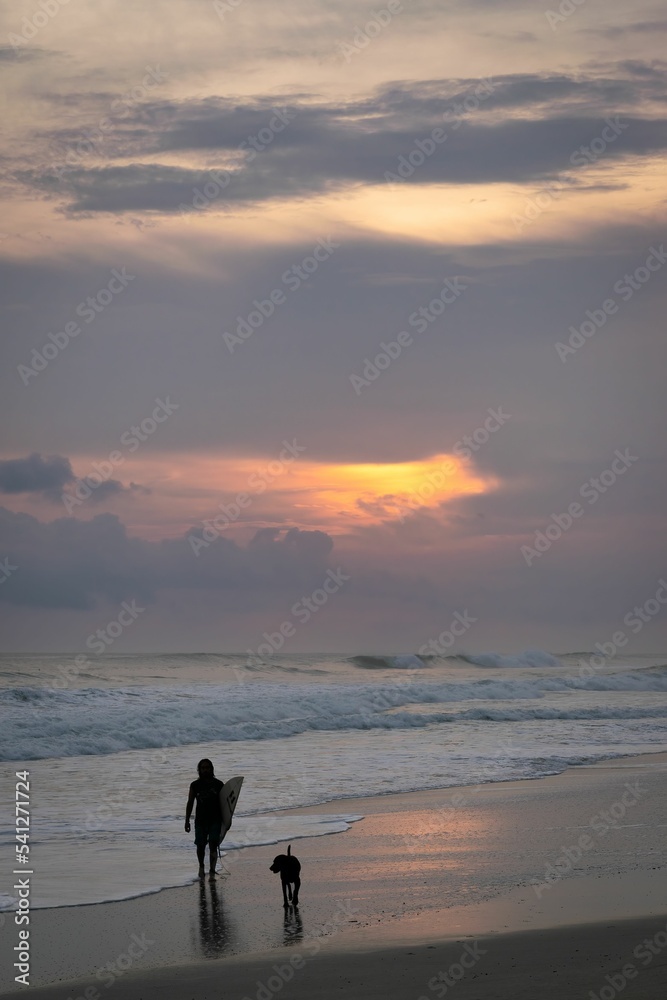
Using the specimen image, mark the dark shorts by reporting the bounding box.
[194,819,222,848]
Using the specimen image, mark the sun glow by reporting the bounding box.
[289,454,490,525]
[64,449,494,537]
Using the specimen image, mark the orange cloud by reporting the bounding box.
[59,448,493,538]
[287,453,490,527]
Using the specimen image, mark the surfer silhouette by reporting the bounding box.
[185,759,224,878]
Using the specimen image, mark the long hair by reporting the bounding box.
[197,758,214,775]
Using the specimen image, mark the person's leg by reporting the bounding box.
[209,839,218,875]
[194,824,206,875]
[208,821,222,876]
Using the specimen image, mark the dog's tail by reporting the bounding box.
[287,844,291,856]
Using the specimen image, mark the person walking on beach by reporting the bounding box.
[185,759,224,878]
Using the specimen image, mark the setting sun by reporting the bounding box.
[291,453,491,526]
[59,448,494,537]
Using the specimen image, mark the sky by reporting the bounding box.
[1,0,666,654]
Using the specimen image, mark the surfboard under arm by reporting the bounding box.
[219,776,244,840]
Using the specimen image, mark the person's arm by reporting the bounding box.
[184,785,195,832]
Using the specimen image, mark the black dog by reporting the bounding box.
[269,844,301,907]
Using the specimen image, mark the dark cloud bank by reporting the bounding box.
[0,507,333,610]
[0,454,133,505]
[22,66,667,214]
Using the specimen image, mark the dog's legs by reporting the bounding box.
[282,878,289,908]
[292,876,300,907]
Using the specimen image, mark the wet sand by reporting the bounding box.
[2,752,666,998]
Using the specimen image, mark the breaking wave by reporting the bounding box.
[3,663,667,761]
[347,649,566,670]
[458,650,563,669]
[348,654,428,669]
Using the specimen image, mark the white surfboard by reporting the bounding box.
[219,776,244,839]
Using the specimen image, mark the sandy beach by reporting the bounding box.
[3,752,666,999]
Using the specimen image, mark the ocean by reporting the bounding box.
[1,649,666,913]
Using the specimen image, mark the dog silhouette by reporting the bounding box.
[269,844,301,907]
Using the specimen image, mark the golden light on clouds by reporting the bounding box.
[58,449,493,538]
[7,152,665,272]
[315,160,667,246]
[287,453,490,526]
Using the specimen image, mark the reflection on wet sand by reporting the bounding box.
[282,905,303,947]
[197,878,233,957]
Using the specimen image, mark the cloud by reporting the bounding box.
[0,453,74,498]
[76,479,148,505]
[0,507,335,610]
[0,46,51,64]
[24,115,667,214]
[0,454,145,507]
[17,67,667,214]
[592,22,667,39]
[23,161,327,214]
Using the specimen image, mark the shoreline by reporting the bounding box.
[12,744,667,914]
[2,749,666,996]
